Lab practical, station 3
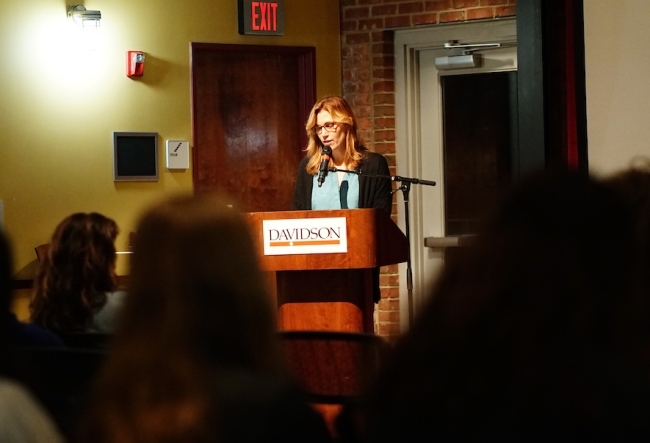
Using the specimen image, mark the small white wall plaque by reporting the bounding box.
[166,140,190,169]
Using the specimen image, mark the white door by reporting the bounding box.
[395,19,518,330]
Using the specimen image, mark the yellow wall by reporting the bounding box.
[584,0,650,177]
[0,0,341,285]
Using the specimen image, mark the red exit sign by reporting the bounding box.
[238,0,285,36]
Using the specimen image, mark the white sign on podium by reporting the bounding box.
[262,217,347,255]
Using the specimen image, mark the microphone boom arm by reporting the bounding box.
[329,167,436,187]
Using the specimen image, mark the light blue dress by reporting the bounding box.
[311,172,359,210]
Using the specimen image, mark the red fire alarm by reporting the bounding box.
[127,51,145,77]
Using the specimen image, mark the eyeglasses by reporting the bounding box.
[314,122,338,134]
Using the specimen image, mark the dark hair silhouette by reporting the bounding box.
[80,193,331,443]
[362,171,650,442]
[30,212,119,331]
[603,159,650,309]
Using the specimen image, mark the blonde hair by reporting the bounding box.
[304,96,368,174]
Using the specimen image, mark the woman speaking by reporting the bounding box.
[291,96,393,304]
[291,96,392,214]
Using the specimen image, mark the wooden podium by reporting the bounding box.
[244,209,408,333]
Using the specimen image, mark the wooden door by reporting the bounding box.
[190,43,316,212]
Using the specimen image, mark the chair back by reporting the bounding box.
[277,330,389,405]
[129,231,137,252]
[35,243,50,263]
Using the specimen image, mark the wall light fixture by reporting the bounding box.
[67,5,102,50]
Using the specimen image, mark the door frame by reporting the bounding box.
[394,19,518,330]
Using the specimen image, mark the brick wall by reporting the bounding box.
[339,0,516,341]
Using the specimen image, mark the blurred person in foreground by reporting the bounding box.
[358,171,650,442]
[0,229,64,443]
[603,158,650,309]
[78,193,332,443]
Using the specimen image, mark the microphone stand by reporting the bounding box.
[329,167,436,326]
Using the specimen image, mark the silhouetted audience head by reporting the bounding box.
[125,193,284,375]
[0,229,66,443]
[1,229,63,349]
[362,171,650,442]
[79,193,331,443]
[30,212,120,332]
[603,158,650,305]
[2,228,63,358]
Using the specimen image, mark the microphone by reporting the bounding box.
[317,146,332,187]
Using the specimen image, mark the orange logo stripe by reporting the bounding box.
[270,239,341,247]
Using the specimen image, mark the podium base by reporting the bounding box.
[276,269,374,333]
